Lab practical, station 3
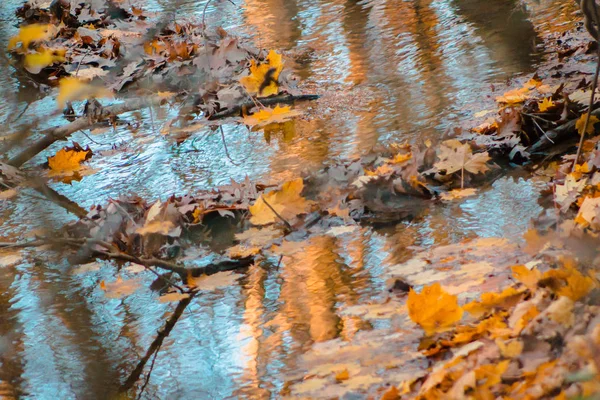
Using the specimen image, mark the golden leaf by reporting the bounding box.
[242,105,299,127]
[511,264,541,291]
[537,97,555,112]
[249,178,314,226]
[56,77,112,108]
[439,188,477,201]
[495,339,523,358]
[48,147,91,174]
[495,87,530,104]
[24,47,65,74]
[8,24,56,51]
[542,266,596,301]
[240,50,283,97]
[335,369,350,382]
[407,283,464,335]
[433,139,491,175]
[463,287,525,318]
[390,152,412,164]
[576,114,600,136]
[380,385,401,400]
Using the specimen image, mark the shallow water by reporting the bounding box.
[0,0,578,398]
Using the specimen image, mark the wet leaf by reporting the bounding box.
[56,77,111,108]
[0,253,23,267]
[439,188,477,201]
[249,178,314,226]
[240,50,283,97]
[188,271,238,291]
[242,105,300,127]
[537,97,555,112]
[511,264,542,291]
[8,24,57,50]
[576,114,600,136]
[24,47,65,74]
[463,287,525,318]
[407,283,464,335]
[48,146,92,174]
[335,369,350,382]
[100,277,141,299]
[158,292,190,303]
[432,139,491,175]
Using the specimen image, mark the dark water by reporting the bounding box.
[0,0,578,398]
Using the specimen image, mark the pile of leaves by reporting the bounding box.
[8,0,300,117]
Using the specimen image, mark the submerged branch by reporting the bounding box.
[8,95,168,168]
[119,293,196,394]
[208,93,320,120]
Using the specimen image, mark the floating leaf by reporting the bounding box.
[576,114,600,136]
[407,283,464,335]
[439,188,477,201]
[8,24,57,50]
[240,50,283,97]
[243,105,300,127]
[249,178,314,226]
[187,271,238,291]
[432,140,491,175]
[24,47,65,74]
[158,292,190,303]
[100,277,140,299]
[48,146,92,174]
[463,287,525,318]
[56,76,111,108]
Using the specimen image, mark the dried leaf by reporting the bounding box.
[188,271,238,291]
[100,277,140,299]
[243,105,300,127]
[56,77,111,108]
[48,146,92,174]
[576,114,600,136]
[240,50,283,97]
[407,283,464,335]
[432,139,491,175]
[249,178,314,226]
[463,287,525,318]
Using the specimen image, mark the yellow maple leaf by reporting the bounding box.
[390,152,412,164]
[537,97,555,112]
[463,287,524,318]
[48,147,91,174]
[542,265,596,301]
[249,178,314,225]
[511,264,541,291]
[365,163,394,176]
[576,114,600,136]
[495,87,530,104]
[8,24,56,51]
[24,47,65,74]
[240,50,283,97]
[56,77,111,108]
[242,105,299,126]
[407,283,463,335]
[335,369,350,382]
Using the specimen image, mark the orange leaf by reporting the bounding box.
[463,287,524,318]
[407,283,463,335]
[240,50,283,97]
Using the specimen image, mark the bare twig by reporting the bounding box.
[119,293,196,393]
[220,126,241,166]
[261,197,293,231]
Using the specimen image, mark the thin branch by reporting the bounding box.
[261,197,293,231]
[119,293,196,394]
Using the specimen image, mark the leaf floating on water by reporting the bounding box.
[48,145,92,177]
[439,188,477,201]
[407,282,464,335]
[249,178,314,226]
[240,50,283,97]
[24,47,66,74]
[158,292,190,303]
[187,271,238,291]
[0,253,23,268]
[431,140,491,176]
[242,105,300,127]
[8,24,57,50]
[100,277,141,299]
[56,76,112,108]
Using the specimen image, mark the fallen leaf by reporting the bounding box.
[100,277,141,299]
[243,105,300,127]
[8,24,57,50]
[407,283,464,335]
[48,146,92,174]
[0,189,18,200]
[537,97,555,112]
[439,188,477,201]
[56,76,111,108]
[240,50,283,97]
[576,114,600,136]
[188,271,238,291]
[463,287,525,318]
[0,253,23,267]
[432,139,491,175]
[249,178,314,226]
[158,292,190,303]
[511,264,542,291]
[24,47,65,74]
[335,369,350,382]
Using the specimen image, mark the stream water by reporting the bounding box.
[0,0,580,398]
